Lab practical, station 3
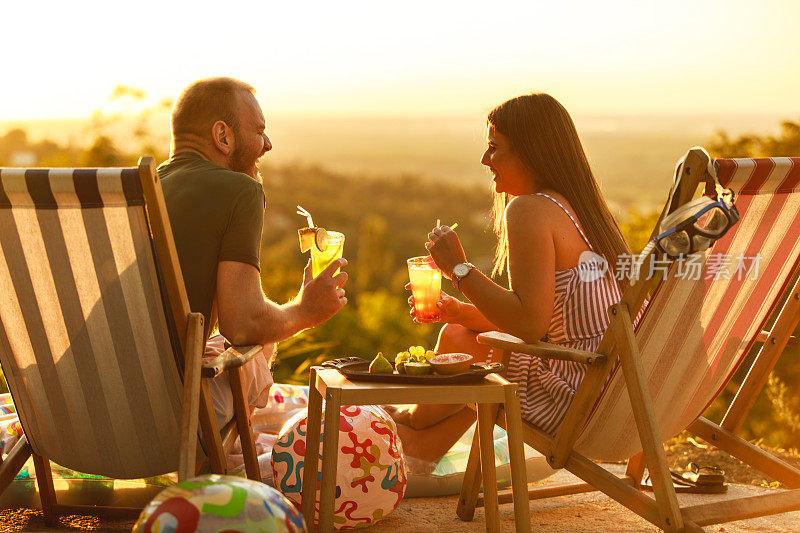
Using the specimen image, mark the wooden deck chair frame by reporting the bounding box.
[456,149,800,531]
[0,157,264,525]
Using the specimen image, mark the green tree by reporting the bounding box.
[81,135,127,167]
[0,129,30,165]
[618,208,661,254]
[709,119,800,158]
[355,214,392,292]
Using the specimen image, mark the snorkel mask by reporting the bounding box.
[654,192,739,259]
[653,149,739,260]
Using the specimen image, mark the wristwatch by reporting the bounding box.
[451,262,476,289]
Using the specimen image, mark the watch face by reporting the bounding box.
[454,263,469,277]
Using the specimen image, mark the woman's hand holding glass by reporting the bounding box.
[425,225,467,279]
[405,284,466,324]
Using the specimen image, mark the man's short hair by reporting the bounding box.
[171,77,256,139]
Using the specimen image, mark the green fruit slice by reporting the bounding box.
[369,352,393,374]
[404,362,432,375]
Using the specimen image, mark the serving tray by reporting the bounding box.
[320,357,505,384]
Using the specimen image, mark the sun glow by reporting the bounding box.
[1,0,799,121]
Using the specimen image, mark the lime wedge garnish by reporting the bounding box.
[314,227,329,252]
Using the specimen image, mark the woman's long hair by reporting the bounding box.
[488,93,630,277]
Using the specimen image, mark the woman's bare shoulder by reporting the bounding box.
[505,194,563,226]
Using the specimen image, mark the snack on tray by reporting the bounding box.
[430,353,475,375]
[369,352,394,374]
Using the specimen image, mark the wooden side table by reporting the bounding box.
[300,367,531,532]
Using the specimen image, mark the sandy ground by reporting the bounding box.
[4,466,799,532]
[369,467,800,532]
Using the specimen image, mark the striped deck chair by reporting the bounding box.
[0,158,263,525]
[457,148,800,531]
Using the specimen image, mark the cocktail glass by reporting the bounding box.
[407,255,442,323]
[311,231,345,277]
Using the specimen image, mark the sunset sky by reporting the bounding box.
[3,0,799,121]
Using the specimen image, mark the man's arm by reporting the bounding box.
[216,258,348,346]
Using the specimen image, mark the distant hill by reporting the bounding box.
[0,112,788,214]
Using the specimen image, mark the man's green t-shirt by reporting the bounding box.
[158,152,265,333]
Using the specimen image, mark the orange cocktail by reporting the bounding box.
[407,256,441,323]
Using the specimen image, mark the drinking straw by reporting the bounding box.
[435,219,459,230]
[296,205,314,228]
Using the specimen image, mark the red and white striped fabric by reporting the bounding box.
[575,157,800,461]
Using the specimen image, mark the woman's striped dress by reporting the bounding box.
[505,193,622,435]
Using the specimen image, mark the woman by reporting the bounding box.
[393,93,630,464]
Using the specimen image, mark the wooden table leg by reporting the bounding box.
[318,387,342,533]
[301,368,324,528]
[503,384,531,533]
[477,403,500,532]
[457,423,483,521]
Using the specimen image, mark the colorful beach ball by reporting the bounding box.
[132,474,306,532]
[271,405,407,529]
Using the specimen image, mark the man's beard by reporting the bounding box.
[229,136,260,178]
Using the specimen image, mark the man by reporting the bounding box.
[158,77,348,427]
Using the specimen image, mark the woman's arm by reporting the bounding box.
[427,195,556,342]
[438,296,498,332]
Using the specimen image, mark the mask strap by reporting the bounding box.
[665,148,726,216]
[632,149,728,285]
[706,158,732,203]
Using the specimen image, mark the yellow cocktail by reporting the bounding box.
[407,256,441,322]
[311,231,345,277]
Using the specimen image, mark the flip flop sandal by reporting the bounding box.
[641,471,727,494]
[682,462,725,486]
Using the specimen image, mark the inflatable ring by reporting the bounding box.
[404,423,555,498]
[0,460,173,509]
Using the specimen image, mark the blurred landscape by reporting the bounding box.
[1,103,798,451]
[1,111,789,212]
